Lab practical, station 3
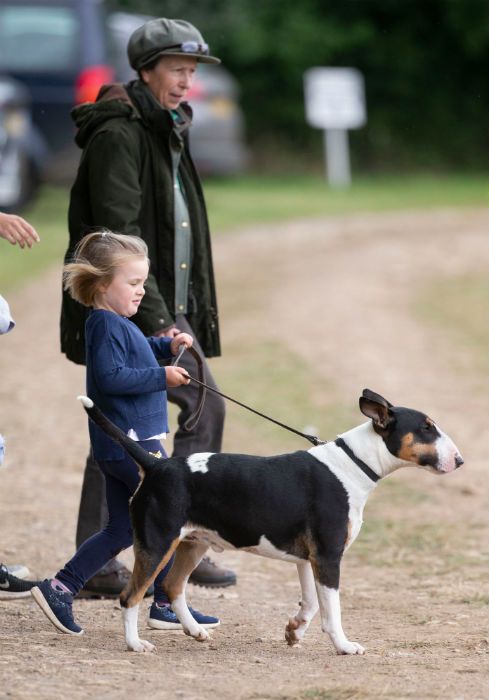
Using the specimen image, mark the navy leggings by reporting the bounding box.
[56,440,172,604]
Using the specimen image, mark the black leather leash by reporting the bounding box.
[172,347,380,482]
[171,344,207,432]
[172,345,325,446]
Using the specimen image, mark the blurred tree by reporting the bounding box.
[113,0,489,171]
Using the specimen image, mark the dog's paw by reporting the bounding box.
[285,617,302,646]
[127,638,156,653]
[184,625,210,642]
[336,641,365,655]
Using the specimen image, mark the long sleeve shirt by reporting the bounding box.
[85,309,173,460]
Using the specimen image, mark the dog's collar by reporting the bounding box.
[334,437,381,483]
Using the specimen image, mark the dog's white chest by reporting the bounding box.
[346,508,364,550]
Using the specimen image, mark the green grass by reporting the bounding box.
[204,173,489,232]
[353,516,487,576]
[461,594,489,606]
[1,173,488,292]
[414,273,489,375]
[0,187,70,291]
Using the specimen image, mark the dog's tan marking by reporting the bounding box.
[308,551,321,582]
[285,616,302,646]
[286,532,313,561]
[122,537,180,608]
[398,433,415,461]
[399,433,438,465]
[163,541,208,602]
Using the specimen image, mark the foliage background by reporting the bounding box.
[112,0,489,171]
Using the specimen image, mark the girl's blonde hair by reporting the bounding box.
[63,230,149,307]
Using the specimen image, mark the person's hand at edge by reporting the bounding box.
[0,212,40,249]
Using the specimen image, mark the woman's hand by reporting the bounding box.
[170,332,193,356]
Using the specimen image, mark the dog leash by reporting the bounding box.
[172,347,381,481]
[173,345,325,447]
[171,344,207,432]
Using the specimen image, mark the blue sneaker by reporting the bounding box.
[148,602,220,630]
[31,580,83,635]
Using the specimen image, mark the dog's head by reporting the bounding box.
[359,389,464,474]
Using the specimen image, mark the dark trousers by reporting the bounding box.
[59,441,172,602]
[75,315,225,554]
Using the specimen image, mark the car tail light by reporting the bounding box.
[75,65,115,105]
[187,79,206,101]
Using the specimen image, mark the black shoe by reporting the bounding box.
[188,557,237,588]
[0,563,41,600]
[78,560,154,599]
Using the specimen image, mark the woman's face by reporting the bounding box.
[141,55,197,110]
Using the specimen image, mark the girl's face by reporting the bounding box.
[95,257,149,317]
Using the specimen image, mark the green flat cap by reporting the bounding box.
[128,18,220,70]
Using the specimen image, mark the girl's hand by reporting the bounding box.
[165,366,191,387]
[170,332,193,355]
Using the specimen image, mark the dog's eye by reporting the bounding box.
[422,422,434,433]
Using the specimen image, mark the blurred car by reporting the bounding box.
[0,0,247,195]
[0,76,45,211]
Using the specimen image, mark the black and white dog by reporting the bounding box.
[78,389,463,655]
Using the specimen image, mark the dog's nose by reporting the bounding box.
[455,454,464,468]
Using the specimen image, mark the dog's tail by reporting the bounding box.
[77,396,160,475]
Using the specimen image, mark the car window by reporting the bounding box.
[0,6,79,72]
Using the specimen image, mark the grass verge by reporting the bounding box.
[204,173,489,232]
[1,174,488,292]
[413,273,489,376]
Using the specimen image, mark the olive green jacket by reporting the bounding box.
[60,80,220,364]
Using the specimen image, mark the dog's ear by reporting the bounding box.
[359,389,394,429]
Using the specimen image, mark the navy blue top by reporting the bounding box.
[85,309,173,460]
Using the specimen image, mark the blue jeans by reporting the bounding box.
[57,440,172,604]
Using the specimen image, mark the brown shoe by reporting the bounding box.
[78,561,153,599]
[188,557,237,588]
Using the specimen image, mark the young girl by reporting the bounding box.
[31,231,219,635]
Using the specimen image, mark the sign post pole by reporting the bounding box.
[325,128,350,187]
[304,68,366,188]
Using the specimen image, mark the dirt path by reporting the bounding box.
[1,208,488,700]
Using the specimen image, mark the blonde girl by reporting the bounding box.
[31,231,219,635]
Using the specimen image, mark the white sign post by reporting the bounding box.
[304,67,366,187]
